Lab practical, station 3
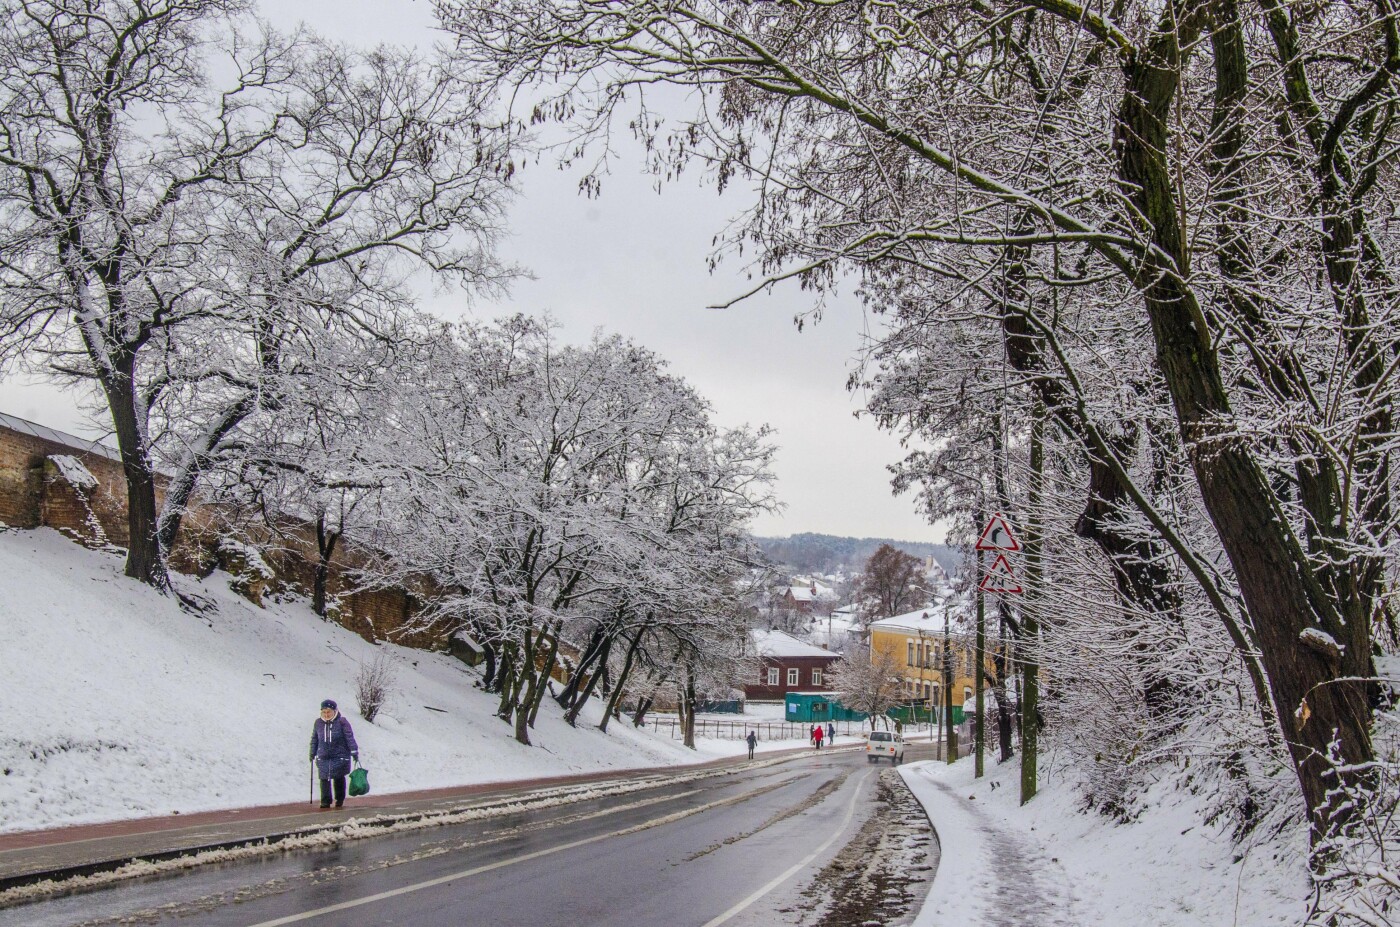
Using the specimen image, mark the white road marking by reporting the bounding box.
[242,779,790,927]
[699,768,873,927]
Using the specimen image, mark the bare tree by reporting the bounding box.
[854,544,935,623]
[827,643,903,730]
[440,0,1400,854]
[0,1,516,588]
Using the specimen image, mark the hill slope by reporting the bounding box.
[756,533,958,575]
[0,529,723,834]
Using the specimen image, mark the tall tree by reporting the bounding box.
[0,0,516,588]
[854,543,936,622]
[441,0,1399,846]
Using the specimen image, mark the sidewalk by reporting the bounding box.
[0,742,852,895]
[899,759,1077,927]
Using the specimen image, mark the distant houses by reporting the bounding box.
[867,604,986,724]
[744,629,840,702]
[776,577,840,615]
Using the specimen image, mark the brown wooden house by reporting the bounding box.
[744,629,841,702]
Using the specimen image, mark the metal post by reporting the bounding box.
[943,607,955,764]
[976,542,986,778]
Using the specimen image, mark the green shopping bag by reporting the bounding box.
[348,763,370,797]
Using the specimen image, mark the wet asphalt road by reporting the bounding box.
[2,746,935,927]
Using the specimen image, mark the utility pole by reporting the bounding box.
[917,627,928,741]
[943,607,955,764]
[975,539,985,778]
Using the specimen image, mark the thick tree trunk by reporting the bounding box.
[98,353,168,590]
[1116,4,1372,841]
[1000,236,1189,722]
[512,627,539,744]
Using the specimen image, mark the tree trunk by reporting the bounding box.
[1021,400,1043,802]
[557,624,608,709]
[528,624,562,728]
[155,391,257,560]
[566,635,613,726]
[97,352,168,590]
[631,695,654,727]
[681,672,698,750]
[312,516,339,618]
[598,627,643,734]
[1115,4,1372,841]
[512,627,539,744]
[480,640,498,690]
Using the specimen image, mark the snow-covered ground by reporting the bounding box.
[0,528,774,834]
[901,754,1309,927]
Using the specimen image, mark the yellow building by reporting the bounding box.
[867,606,986,721]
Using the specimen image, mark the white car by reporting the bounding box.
[865,730,905,764]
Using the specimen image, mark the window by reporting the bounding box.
[907,641,915,665]
[767,667,779,686]
[812,669,823,686]
[965,649,974,676]
[787,668,799,686]
[964,686,974,705]
[924,682,931,703]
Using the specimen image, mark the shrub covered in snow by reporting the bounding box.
[355,651,398,724]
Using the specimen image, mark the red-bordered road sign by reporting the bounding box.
[975,513,1021,552]
[979,553,1023,594]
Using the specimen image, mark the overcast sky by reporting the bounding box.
[0,0,941,543]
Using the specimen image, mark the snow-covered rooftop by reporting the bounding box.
[868,604,947,634]
[752,629,840,660]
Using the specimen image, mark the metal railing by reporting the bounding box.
[644,718,868,740]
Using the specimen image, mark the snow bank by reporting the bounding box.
[901,753,1308,927]
[0,528,759,834]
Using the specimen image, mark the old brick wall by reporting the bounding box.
[0,416,453,652]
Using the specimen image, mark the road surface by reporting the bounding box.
[1,744,939,927]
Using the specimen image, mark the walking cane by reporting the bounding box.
[309,761,315,806]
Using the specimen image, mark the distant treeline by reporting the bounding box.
[755,533,960,577]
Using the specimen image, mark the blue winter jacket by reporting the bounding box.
[310,714,359,779]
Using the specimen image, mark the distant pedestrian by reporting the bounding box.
[826,722,835,744]
[814,724,824,750]
[309,699,359,810]
[746,730,757,759]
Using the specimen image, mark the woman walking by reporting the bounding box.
[310,699,359,809]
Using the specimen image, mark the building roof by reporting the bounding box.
[868,604,947,635]
[752,629,840,660]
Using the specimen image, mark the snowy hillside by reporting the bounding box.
[0,528,738,834]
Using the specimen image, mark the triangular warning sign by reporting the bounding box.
[976,513,1021,552]
[979,554,1023,594]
